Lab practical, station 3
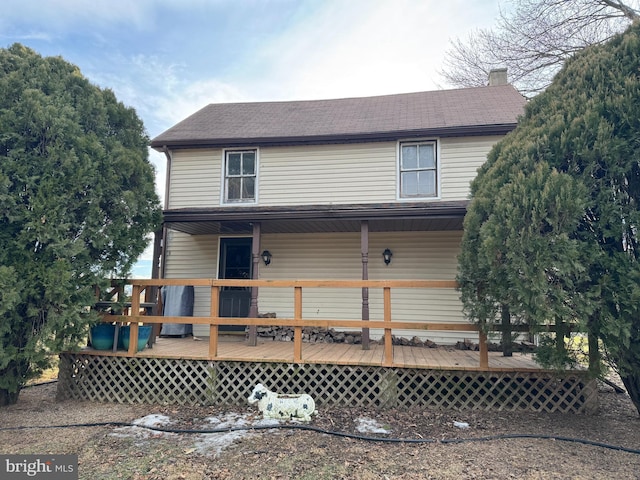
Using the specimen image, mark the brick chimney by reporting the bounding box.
[488,68,508,86]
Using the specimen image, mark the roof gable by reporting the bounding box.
[151,85,526,149]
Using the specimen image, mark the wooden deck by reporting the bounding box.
[67,278,595,410]
[62,335,596,411]
[77,335,563,373]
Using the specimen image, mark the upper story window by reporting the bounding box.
[224,150,256,203]
[399,141,437,198]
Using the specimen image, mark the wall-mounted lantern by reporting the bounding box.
[261,250,272,266]
[382,248,393,265]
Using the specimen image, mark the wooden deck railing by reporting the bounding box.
[95,278,578,369]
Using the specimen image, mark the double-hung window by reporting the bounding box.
[399,141,437,198]
[224,150,256,203]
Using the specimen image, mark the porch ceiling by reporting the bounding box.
[164,201,467,235]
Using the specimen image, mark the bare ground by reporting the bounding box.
[1,379,639,480]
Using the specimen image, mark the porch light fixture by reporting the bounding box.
[383,248,393,265]
[261,250,272,266]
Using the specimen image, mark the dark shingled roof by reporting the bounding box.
[151,84,526,149]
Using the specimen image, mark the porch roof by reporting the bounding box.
[163,201,468,235]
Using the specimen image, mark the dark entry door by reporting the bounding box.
[218,238,252,332]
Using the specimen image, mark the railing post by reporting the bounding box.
[128,284,141,356]
[479,327,489,369]
[210,285,219,359]
[294,286,303,363]
[383,286,393,367]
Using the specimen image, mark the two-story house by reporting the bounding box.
[150,74,526,345]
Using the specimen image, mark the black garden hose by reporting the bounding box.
[12,379,638,455]
[1,421,639,455]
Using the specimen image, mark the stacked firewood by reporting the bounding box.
[252,322,436,347]
[251,314,536,352]
[455,338,537,352]
[253,325,362,344]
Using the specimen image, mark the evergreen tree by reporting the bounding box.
[0,44,161,405]
[458,22,640,413]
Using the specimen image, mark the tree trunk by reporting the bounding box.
[0,359,29,406]
[0,388,20,406]
[501,304,512,357]
[620,372,640,416]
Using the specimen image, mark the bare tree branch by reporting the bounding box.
[602,0,640,19]
[441,0,639,96]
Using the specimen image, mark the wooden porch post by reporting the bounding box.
[149,228,163,343]
[247,222,261,346]
[361,220,370,350]
[127,284,141,356]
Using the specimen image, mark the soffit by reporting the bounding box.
[163,202,467,235]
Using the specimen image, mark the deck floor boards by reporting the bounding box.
[76,335,574,373]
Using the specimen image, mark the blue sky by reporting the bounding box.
[1,0,502,273]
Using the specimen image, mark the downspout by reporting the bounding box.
[149,145,172,342]
[159,145,172,280]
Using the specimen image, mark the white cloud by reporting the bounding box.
[0,31,52,42]
[236,0,502,100]
[84,52,247,137]
[0,1,150,32]
[153,78,249,132]
[0,0,218,32]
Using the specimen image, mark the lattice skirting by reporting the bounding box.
[56,354,598,413]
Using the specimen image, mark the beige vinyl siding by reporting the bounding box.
[164,230,471,343]
[367,231,471,344]
[257,232,363,324]
[250,143,397,205]
[440,136,501,201]
[258,138,497,205]
[163,230,218,336]
[257,231,471,345]
[165,137,500,208]
[167,149,222,209]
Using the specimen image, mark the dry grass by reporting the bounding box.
[1,376,640,479]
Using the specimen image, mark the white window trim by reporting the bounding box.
[220,148,259,206]
[396,139,441,201]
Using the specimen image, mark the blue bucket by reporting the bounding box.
[90,323,116,350]
[120,325,152,352]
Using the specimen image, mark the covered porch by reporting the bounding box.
[159,202,475,345]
